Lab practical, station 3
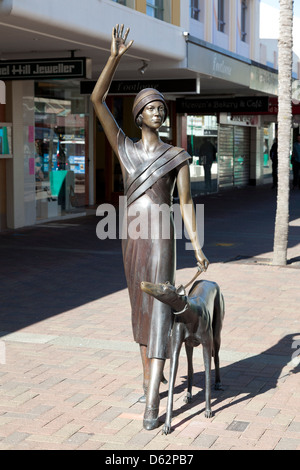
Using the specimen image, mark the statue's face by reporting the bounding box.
[141,100,165,129]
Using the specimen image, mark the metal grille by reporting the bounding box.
[233,126,250,186]
[218,125,250,188]
[218,125,234,188]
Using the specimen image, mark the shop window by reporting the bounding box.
[187,115,218,195]
[34,80,88,220]
[0,123,12,156]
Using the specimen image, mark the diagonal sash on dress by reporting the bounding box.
[126,147,189,206]
[117,130,190,206]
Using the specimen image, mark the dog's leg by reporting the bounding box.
[213,342,222,391]
[213,333,224,391]
[183,344,193,403]
[202,342,212,418]
[213,291,225,391]
[162,327,184,435]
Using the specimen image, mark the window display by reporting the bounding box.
[34,80,88,219]
[0,123,12,157]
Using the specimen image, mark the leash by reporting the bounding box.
[176,263,205,296]
[183,263,204,290]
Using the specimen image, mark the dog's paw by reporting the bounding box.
[205,409,213,418]
[162,423,171,435]
[214,382,224,391]
[183,393,192,404]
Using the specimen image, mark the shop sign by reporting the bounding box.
[0,80,5,104]
[187,42,250,85]
[268,97,300,115]
[176,96,269,114]
[250,65,278,95]
[219,114,259,126]
[0,58,92,80]
[80,79,197,95]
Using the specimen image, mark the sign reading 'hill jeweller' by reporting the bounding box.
[0,58,91,80]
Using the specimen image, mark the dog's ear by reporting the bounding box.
[176,284,186,296]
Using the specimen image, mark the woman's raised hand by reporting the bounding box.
[111,24,134,58]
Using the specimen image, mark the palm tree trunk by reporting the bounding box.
[273,0,294,266]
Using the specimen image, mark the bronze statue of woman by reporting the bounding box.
[91,24,209,430]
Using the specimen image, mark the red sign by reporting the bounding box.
[268,97,300,115]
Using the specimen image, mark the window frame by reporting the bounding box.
[146,0,164,20]
[190,0,200,21]
[217,0,226,33]
[241,0,248,42]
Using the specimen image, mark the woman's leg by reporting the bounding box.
[139,344,150,403]
[143,358,165,430]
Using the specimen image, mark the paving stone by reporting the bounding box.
[65,432,92,447]
[275,438,300,450]
[0,432,30,447]
[258,407,280,418]
[287,421,300,433]
[192,434,218,448]
[226,420,250,432]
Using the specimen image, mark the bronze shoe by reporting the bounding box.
[143,405,159,430]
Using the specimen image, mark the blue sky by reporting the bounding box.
[260,0,300,57]
[261,0,300,18]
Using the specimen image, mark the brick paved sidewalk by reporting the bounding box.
[0,185,299,451]
[0,262,299,451]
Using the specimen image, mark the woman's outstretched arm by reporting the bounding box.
[91,24,133,155]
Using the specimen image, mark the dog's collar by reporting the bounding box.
[173,302,188,315]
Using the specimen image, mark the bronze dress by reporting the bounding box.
[117,129,190,359]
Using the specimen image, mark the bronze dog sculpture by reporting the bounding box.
[141,279,225,434]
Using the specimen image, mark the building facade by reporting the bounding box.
[0,0,294,230]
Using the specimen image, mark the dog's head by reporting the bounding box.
[141,281,186,311]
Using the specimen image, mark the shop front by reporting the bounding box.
[181,113,252,196]
[176,96,270,195]
[0,57,91,228]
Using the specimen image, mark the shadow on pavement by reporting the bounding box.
[158,333,300,432]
